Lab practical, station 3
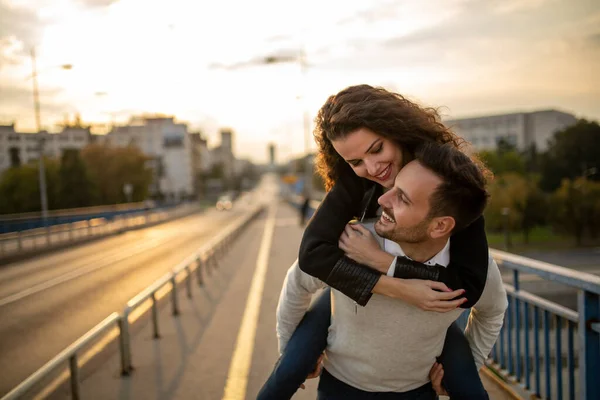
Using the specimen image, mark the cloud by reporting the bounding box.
[75,0,118,7]
[0,1,42,53]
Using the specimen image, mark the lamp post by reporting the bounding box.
[30,48,72,224]
[262,49,313,199]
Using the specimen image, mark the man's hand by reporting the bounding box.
[300,353,324,389]
[374,276,467,312]
[430,362,449,396]
[339,223,393,273]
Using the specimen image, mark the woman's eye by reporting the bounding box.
[350,160,362,167]
[372,145,383,154]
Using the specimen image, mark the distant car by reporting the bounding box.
[216,195,233,211]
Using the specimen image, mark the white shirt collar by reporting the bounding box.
[384,238,451,268]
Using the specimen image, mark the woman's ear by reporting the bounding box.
[429,216,455,239]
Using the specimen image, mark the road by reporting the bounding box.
[498,249,600,311]
[0,190,263,397]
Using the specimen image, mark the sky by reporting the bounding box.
[0,0,598,163]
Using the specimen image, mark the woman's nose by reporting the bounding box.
[365,160,378,176]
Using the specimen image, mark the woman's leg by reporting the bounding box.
[257,288,331,400]
[438,321,489,399]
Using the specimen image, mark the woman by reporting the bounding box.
[258,85,491,399]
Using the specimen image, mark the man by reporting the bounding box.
[276,143,508,399]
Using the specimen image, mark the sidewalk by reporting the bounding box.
[47,200,515,399]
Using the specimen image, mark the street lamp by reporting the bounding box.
[30,47,72,224]
[258,49,313,198]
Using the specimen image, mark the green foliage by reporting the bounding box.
[479,150,526,176]
[550,177,600,245]
[81,144,152,204]
[484,173,548,242]
[0,144,153,214]
[540,119,600,191]
[59,149,96,208]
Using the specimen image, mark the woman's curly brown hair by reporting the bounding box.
[314,84,472,191]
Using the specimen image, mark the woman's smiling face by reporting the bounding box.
[331,127,404,189]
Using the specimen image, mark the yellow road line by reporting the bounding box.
[222,203,277,400]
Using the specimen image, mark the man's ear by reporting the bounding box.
[429,216,455,239]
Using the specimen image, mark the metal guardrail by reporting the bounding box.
[0,203,200,262]
[1,313,121,400]
[485,249,600,400]
[1,204,264,400]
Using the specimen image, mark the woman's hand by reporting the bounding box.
[338,223,393,273]
[374,276,467,312]
[430,362,449,396]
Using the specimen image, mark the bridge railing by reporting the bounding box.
[478,249,600,400]
[1,204,265,400]
[0,203,200,263]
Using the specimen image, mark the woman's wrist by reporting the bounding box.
[373,275,409,299]
[369,251,395,273]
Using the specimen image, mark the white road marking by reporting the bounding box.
[222,202,277,400]
[0,235,180,307]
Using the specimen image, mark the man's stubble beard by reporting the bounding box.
[375,217,431,245]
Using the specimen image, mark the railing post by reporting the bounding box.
[196,257,204,286]
[46,225,51,246]
[171,275,179,316]
[151,293,160,339]
[578,290,600,400]
[513,270,522,381]
[185,266,192,299]
[119,311,132,375]
[69,354,80,400]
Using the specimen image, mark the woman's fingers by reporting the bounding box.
[435,288,466,300]
[429,298,468,312]
[427,281,451,292]
[348,223,368,235]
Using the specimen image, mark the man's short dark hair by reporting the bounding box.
[415,142,490,232]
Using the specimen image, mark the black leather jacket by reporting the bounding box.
[298,165,489,307]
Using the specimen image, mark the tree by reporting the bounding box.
[58,149,96,208]
[484,173,548,242]
[540,119,600,191]
[81,144,152,204]
[551,177,600,245]
[0,158,60,213]
[478,150,526,176]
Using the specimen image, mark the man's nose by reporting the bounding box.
[378,190,391,207]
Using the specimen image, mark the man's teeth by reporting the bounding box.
[382,211,395,223]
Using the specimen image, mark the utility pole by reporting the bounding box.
[299,48,312,200]
[31,48,49,225]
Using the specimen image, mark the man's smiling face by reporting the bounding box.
[374,160,443,244]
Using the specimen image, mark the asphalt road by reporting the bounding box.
[498,249,600,311]
[0,192,262,397]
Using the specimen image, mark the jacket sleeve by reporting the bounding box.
[393,215,489,308]
[298,169,381,306]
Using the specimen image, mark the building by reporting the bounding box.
[0,123,91,173]
[104,116,194,201]
[445,109,577,152]
[189,132,211,198]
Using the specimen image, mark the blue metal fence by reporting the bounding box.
[458,249,600,400]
